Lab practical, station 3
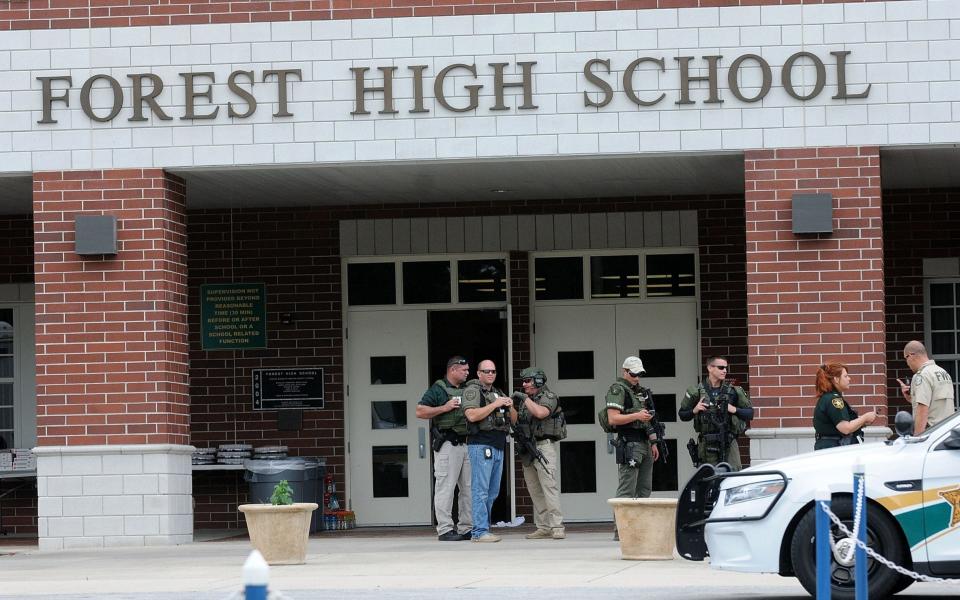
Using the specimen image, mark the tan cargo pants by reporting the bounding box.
[433,441,472,535]
[522,439,563,533]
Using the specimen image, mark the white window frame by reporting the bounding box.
[924,278,960,409]
[0,299,36,451]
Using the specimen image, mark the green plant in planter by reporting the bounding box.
[270,480,294,505]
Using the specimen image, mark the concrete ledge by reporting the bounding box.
[746,426,892,465]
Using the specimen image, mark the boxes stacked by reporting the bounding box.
[191,447,217,466]
[217,443,252,465]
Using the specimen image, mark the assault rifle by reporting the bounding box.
[509,392,548,468]
[640,387,669,464]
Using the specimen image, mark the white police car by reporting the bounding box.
[676,410,960,598]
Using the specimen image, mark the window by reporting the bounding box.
[0,309,12,449]
[559,441,596,493]
[558,396,595,425]
[646,253,696,297]
[636,349,676,378]
[535,257,583,300]
[590,255,639,299]
[402,261,451,304]
[928,280,960,408]
[372,446,409,497]
[370,356,406,385]
[371,401,407,429]
[458,259,506,302]
[557,351,594,380]
[347,263,396,306]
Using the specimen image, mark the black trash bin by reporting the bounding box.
[245,458,323,533]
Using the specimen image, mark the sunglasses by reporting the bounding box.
[522,378,534,383]
[448,359,468,367]
[626,371,643,378]
[478,369,496,374]
[712,365,728,370]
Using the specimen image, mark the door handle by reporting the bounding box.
[607,433,616,454]
[418,427,427,459]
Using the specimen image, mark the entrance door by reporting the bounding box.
[532,302,697,521]
[346,309,432,526]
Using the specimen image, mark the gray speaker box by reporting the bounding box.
[75,215,118,255]
[792,193,833,234]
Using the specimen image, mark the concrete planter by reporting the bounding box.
[238,503,319,565]
[607,497,678,560]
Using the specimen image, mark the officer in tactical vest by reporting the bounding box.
[462,359,516,543]
[514,366,567,540]
[679,356,753,470]
[416,356,472,541]
[606,356,660,533]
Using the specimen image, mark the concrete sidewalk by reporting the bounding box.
[0,526,953,599]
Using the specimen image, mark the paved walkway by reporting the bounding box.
[0,526,954,599]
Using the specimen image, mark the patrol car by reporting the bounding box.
[676,410,960,598]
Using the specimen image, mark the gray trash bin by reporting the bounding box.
[245,458,323,533]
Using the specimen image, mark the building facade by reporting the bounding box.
[1,0,959,548]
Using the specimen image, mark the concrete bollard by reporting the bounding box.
[243,550,269,600]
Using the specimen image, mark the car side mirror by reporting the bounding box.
[936,428,960,451]
[894,411,914,437]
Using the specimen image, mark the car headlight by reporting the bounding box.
[724,479,785,506]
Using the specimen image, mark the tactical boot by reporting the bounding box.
[438,530,462,541]
[525,529,552,539]
[471,533,501,543]
[551,528,566,539]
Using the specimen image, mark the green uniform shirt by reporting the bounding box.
[419,378,467,435]
[605,377,653,443]
[813,391,857,438]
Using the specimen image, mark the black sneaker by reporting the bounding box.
[458,532,473,541]
[438,531,461,541]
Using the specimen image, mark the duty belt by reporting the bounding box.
[440,430,467,445]
[815,433,842,440]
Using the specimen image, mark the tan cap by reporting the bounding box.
[622,356,645,373]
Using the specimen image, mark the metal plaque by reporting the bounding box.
[252,368,325,410]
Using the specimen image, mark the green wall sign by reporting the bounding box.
[200,283,267,350]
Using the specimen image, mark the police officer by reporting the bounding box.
[462,360,515,543]
[416,356,472,541]
[606,357,660,506]
[680,356,753,470]
[514,367,567,540]
[813,362,878,450]
[898,340,956,435]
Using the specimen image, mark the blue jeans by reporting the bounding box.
[467,444,503,538]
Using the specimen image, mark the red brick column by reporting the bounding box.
[33,169,189,446]
[744,147,885,430]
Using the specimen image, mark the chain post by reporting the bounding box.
[815,488,832,600]
[853,461,867,600]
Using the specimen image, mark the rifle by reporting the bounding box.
[640,387,669,464]
[508,406,548,469]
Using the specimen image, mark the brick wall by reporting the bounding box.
[0,0,889,30]
[187,193,745,527]
[744,147,885,429]
[33,169,190,447]
[884,187,960,414]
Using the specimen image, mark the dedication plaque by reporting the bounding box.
[253,368,325,410]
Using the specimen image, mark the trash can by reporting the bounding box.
[245,457,324,533]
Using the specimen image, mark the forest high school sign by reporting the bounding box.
[36,50,870,125]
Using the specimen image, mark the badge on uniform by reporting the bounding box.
[832,398,844,409]
[484,447,492,460]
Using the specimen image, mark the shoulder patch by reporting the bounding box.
[609,385,622,395]
[832,398,844,410]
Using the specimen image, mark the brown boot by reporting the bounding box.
[551,528,566,539]
[525,529,552,539]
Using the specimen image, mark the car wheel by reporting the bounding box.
[790,497,907,600]
[890,573,914,595]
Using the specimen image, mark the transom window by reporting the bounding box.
[345,256,507,308]
[533,250,698,303]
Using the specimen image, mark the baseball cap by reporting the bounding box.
[622,356,645,373]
